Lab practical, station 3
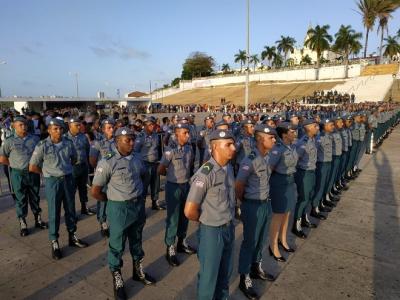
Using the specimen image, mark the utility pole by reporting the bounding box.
[245,0,250,114]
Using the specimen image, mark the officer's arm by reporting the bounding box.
[29,164,42,174]
[89,156,97,168]
[91,161,110,201]
[0,141,10,165]
[91,185,107,201]
[158,164,167,176]
[158,149,172,176]
[184,202,200,221]
[184,174,208,222]
[0,155,10,166]
[235,181,245,202]
[235,160,252,202]
[29,144,43,174]
[89,143,99,168]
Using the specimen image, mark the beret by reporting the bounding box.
[302,119,317,126]
[101,118,115,126]
[48,118,64,127]
[254,124,277,135]
[174,122,190,130]
[115,127,135,137]
[13,116,27,123]
[143,116,156,124]
[209,129,235,141]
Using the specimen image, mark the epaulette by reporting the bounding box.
[201,162,214,175]
[248,151,256,160]
[38,139,46,146]
[104,152,115,160]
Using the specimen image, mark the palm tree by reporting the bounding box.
[275,36,296,66]
[356,0,377,58]
[333,25,363,77]
[304,24,333,79]
[249,54,260,71]
[234,50,247,72]
[300,54,313,65]
[375,0,397,63]
[272,53,284,68]
[261,46,277,67]
[383,35,400,58]
[221,63,231,74]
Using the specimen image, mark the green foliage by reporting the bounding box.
[300,54,313,65]
[383,35,400,57]
[332,25,363,61]
[181,52,215,80]
[234,50,247,72]
[171,77,180,87]
[275,36,297,64]
[304,25,333,67]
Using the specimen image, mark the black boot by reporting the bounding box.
[166,245,180,267]
[81,203,95,216]
[291,218,307,239]
[329,193,340,202]
[112,270,127,300]
[239,274,259,300]
[151,201,165,211]
[100,222,110,238]
[69,233,89,248]
[19,217,29,236]
[132,259,156,285]
[318,203,332,213]
[301,214,317,228]
[177,238,196,254]
[34,214,48,229]
[310,207,327,220]
[250,262,275,281]
[51,240,62,260]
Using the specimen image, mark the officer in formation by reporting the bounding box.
[197,115,214,166]
[29,118,88,260]
[235,124,277,299]
[91,127,155,300]
[134,116,165,210]
[66,118,95,216]
[158,122,196,267]
[0,116,48,236]
[235,119,256,167]
[184,129,236,300]
[89,118,115,237]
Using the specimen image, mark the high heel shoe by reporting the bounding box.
[278,240,295,253]
[268,246,286,262]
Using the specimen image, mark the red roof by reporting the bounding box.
[127,91,148,98]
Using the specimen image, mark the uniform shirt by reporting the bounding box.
[359,123,366,142]
[339,128,349,152]
[197,127,212,149]
[346,127,353,147]
[295,135,317,170]
[134,131,160,163]
[236,148,271,200]
[189,124,198,144]
[351,123,361,141]
[235,134,255,164]
[331,130,343,156]
[268,141,298,175]
[0,133,40,170]
[160,144,193,183]
[368,115,378,129]
[29,136,77,177]
[187,157,235,226]
[316,132,333,162]
[66,131,90,165]
[92,151,144,201]
[89,137,115,162]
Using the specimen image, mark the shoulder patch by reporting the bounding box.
[104,152,115,160]
[38,140,46,146]
[201,162,214,175]
[248,151,256,160]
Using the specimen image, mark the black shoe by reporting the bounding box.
[132,259,156,285]
[19,218,29,236]
[51,240,62,260]
[151,203,166,211]
[81,205,95,216]
[278,240,295,253]
[100,222,110,238]
[177,238,196,255]
[166,245,180,267]
[323,199,336,208]
[34,214,48,229]
[112,270,127,300]
[268,247,286,262]
[318,205,332,213]
[239,274,259,300]
[311,209,327,220]
[68,233,89,248]
[291,227,307,239]
[329,194,340,202]
[301,216,317,228]
[250,262,275,281]
[331,188,341,196]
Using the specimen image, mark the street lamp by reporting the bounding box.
[244,0,250,114]
[69,72,79,98]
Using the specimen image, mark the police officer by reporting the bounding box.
[134,116,165,210]
[91,127,156,300]
[293,119,319,239]
[66,118,95,216]
[29,118,88,260]
[367,109,378,154]
[236,124,276,299]
[0,115,47,236]
[197,115,214,166]
[187,114,198,160]
[158,122,196,267]
[184,129,236,300]
[235,119,255,166]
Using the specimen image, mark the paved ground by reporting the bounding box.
[0,128,399,299]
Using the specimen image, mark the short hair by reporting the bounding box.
[276,126,289,139]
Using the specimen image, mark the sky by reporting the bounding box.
[0,0,399,97]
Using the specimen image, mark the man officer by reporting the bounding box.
[184,129,236,300]
[29,118,88,260]
[236,124,277,300]
[0,115,47,236]
[91,127,156,300]
[158,122,196,267]
[66,118,95,216]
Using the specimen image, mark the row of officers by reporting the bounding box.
[0,107,398,300]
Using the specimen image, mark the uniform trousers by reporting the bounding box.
[294,169,316,219]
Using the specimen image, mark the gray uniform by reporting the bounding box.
[316,133,333,162]
[30,137,77,177]
[235,134,256,165]
[295,135,317,170]
[134,132,160,163]
[331,130,343,156]
[340,128,349,152]
[90,137,115,162]
[268,141,298,175]
[66,132,90,165]
[160,144,193,183]
[0,133,39,170]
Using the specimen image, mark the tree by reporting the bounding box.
[383,35,400,58]
[272,53,283,68]
[376,0,397,63]
[171,77,180,87]
[300,54,313,65]
[356,0,377,58]
[261,46,277,67]
[249,54,260,71]
[333,25,363,77]
[221,63,231,74]
[234,50,247,72]
[181,52,215,80]
[304,24,333,79]
[275,36,296,66]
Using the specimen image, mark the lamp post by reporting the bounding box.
[69,72,79,98]
[244,0,250,114]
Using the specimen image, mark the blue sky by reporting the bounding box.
[0,0,399,97]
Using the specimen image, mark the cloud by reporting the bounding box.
[89,46,116,58]
[118,46,150,60]
[89,37,150,61]
[21,80,34,86]
[21,46,37,54]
